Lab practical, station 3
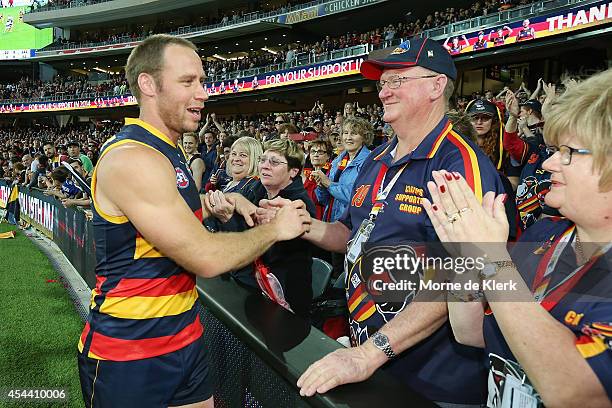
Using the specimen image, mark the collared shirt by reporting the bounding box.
[340,116,503,404]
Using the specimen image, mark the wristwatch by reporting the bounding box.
[480,260,515,279]
[371,332,396,359]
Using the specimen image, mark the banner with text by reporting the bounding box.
[206,56,364,97]
[0,94,137,114]
[441,0,612,57]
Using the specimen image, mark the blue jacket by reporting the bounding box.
[316,146,370,222]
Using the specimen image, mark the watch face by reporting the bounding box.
[373,333,388,347]
[481,263,497,278]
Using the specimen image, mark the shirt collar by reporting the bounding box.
[124,118,176,148]
[373,116,452,166]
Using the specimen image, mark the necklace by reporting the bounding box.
[575,230,587,265]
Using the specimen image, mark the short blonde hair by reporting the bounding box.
[341,116,374,146]
[544,69,612,191]
[126,34,197,102]
[263,138,305,172]
[230,136,262,178]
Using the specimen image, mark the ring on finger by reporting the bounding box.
[459,207,472,214]
[447,212,461,223]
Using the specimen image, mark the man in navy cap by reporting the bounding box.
[293,37,505,406]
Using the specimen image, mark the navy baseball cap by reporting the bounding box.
[361,37,457,81]
[466,99,498,117]
[520,99,542,114]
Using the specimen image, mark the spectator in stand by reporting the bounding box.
[61,158,92,208]
[465,99,520,239]
[198,129,218,187]
[182,132,205,192]
[434,68,612,408]
[302,139,332,221]
[44,166,81,200]
[27,155,50,189]
[313,116,372,277]
[503,91,558,231]
[67,141,94,175]
[278,123,299,140]
[206,135,236,192]
[250,139,315,316]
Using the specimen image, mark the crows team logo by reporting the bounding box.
[175,167,190,188]
[351,184,371,207]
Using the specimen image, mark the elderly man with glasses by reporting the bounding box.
[289,37,506,406]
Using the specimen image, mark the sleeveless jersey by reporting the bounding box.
[78,118,204,361]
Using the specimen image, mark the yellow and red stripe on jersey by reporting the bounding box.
[575,333,608,359]
[348,283,376,322]
[425,121,453,159]
[78,318,203,361]
[446,130,483,202]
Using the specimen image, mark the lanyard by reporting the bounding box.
[368,162,409,220]
[532,225,610,311]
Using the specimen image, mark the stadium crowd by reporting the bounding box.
[1,0,540,105]
[0,76,128,101]
[0,70,580,233]
[43,0,536,51]
[1,30,610,407]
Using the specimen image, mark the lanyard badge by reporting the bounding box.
[345,163,408,265]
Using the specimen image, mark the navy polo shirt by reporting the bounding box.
[341,116,504,404]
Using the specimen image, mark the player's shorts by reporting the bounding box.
[78,335,212,407]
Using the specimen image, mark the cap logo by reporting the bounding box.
[427,50,434,57]
[391,40,410,55]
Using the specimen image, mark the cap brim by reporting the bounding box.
[468,111,495,117]
[360,59,416,80]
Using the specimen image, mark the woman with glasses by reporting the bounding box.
[422,69,612,408]
[250,139,316,316]
[303,140,333,221]
[208,139,316,315]
[313,116,372,275]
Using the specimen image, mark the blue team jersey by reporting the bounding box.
[341,116,504,403]
[80,118,204,361]
[484,217,612,405]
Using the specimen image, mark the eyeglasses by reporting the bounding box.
[275,120,284,124]
[310,149,328,155]
[258,155,288,167]
[546,144,592,165]
[376,74,438,91]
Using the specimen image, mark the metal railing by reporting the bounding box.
[2,44,376,105]
[0,90,126,105]
[37,0,332,53]
[206,44,370,83]
[421,0,586,39]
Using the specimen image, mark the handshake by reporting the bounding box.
[203,191,312,241]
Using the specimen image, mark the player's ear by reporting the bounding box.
[138,73,158,98]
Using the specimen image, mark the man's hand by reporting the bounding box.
[226,193,257,227]
[270,200,311,241]
[297,345,380,397]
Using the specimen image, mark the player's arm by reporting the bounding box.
[96,144,308,278]
[189,157,205,192]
